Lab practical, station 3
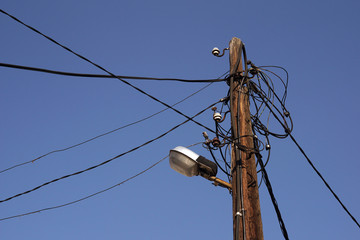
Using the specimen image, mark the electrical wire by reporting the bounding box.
[288,133,360,229]
[0,63,226,83]
[0,156,167,221]
[208,147,230,177]
[0,142,202,221]
[249,63,360,229]
[0,9,216,134]
[214,51,359,236]
[254,138,289,239]
[0,79,220,174]
[248,63,359,229]
[3,7,358,231]
[0,100,220,204]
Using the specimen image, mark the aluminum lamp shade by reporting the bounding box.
[169,146,218,178]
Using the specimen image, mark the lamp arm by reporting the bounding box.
[208,176,232,190]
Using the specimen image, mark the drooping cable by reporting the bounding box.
[248,63,359,229]
[288,133,360,229]
[254,138,289,240]
[0,100,220,204]
[209,41,359,233]
[0,9,216,134]
[208,147,230,177]
[0,63,226,83]
[0,78,220,174]
[0,155,167,221]
[0,142,202,221]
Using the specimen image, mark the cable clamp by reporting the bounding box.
[235,209,245,217]
[219,96,230,102]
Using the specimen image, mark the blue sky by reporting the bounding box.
[1,0,360,239]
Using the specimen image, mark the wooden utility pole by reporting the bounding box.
[229,37,264,240]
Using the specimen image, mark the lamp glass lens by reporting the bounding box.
[169,150,198,177]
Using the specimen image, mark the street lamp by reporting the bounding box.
[169,146,231,189]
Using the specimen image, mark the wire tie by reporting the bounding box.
[220,96,229,102]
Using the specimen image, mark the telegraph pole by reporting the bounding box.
[229,37,264,240]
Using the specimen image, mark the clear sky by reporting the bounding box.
[1,0,360,239]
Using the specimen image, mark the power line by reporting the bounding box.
[0,8,216,134]
[210,60,359,235]
[288,133,360,229]
[3,6,357,233]
[0,79,220,174]
[0,100,220,204]
[0,142,202,221]
[248,64,360,229]
[0,63,226,83]
[0,156,166,221]
[254,139,289,240]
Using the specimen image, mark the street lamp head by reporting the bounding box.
[169,146,199,177]
[169,146,217,178]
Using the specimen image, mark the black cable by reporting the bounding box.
[208,147,230,177]
[262,135,271,169]
[0,9,216,134]
[219,145,231,169]
[0,101,219,204]
[257,70,290,120]
[0,142,203,221]
[288,133,360,229]
[249,65,360,229]
[0,155,168,221]
[258,65,289,104]
[5,8,356,231]
[249,81,291,138]
[0,63,226,83]
[249,65,292,138]
[0,81,216,174]
[254,139,290,240]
